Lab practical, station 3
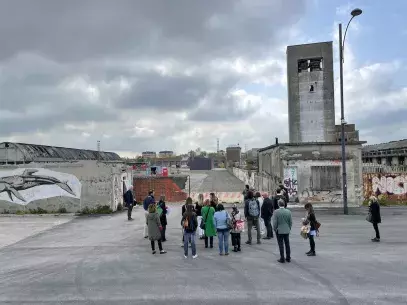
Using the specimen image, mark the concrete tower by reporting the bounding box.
[287,41,335,143]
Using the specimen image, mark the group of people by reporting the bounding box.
[123,184,382,262]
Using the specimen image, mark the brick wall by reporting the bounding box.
[134,177,188,203]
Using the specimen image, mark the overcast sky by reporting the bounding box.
[0,0,406,157]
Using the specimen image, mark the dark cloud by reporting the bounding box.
[0,0,305,63]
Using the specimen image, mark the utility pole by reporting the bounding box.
[217,138,219,154]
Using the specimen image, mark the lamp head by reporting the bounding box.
[351,8,362,17]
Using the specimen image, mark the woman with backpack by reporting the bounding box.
[157,195,167,242]
[181,203,199,258]
[201,199,216,248]
[231,204,243,252]
[146,203,167,255]
[213,204,231,256]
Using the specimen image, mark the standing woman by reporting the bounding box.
[304,203,318,256]
[146,203,167,254]
[201,199,216,248]
[195,194,204,239]
[231,204,243,252]
[369,196,381,242]
[213,204,231,256]
[157,195,168,242]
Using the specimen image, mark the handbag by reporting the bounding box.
[366,213,373,223]
[315,221,321,230]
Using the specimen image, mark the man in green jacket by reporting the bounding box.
[272,199,292,263]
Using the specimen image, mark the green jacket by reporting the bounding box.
[272,208,292,235]
[201,206,217,237]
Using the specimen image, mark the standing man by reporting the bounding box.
[261,193,274,239]
[123,185,134,221]
[273,199,292,263]
[244,191,261,245]
[143,190,155,238]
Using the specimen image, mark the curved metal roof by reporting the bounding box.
[0,142,121,161]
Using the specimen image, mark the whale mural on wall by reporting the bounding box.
[0,168,81,205]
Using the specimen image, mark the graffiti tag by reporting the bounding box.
[283,167,298,198]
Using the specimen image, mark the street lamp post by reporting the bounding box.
[339,8,362,215]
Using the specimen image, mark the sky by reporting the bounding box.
[0,0,406,157]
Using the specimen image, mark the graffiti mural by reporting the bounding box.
[0,168,81,205]
[283,167,298,199]
[363,173,407,202]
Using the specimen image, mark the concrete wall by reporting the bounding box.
[287,42,335,143]
[0,161,127,213]
[232,143,364,207]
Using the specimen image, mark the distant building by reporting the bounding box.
[158,150,175,158]
[333,124,360,143]
[188,156,213,170]
[226,146,241,166]
[287,42,335,143]
[142,151,157,159]
[0,142,121,164]
[362,139,407,166]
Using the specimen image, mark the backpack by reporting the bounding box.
[183,214,196,231]
[248,199,260,217]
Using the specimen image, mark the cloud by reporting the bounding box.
[0,0,308,155]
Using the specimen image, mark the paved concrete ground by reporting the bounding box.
[189,169,244,193]
[0,215,74,248]
[0,206,406,304]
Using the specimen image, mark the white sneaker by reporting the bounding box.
[184,255,188,258]
[192,254,198,259]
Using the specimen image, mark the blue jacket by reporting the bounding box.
[213,210,229,230]
[143,195,155,211]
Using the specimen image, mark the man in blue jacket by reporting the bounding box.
[143,190,155,238]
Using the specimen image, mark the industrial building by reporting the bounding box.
[0,142,121,164]
[287,42,336,143]
[362,139,407,166]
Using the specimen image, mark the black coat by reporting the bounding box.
[307,212,318,231]
[123,190,134,207]
[369,202,381,224]
[194,203,202,216]
[273,194,285,210]
[158,200,167,226]
[261,198,273,219]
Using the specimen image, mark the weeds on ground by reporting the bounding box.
[117,203,123,211]
[79,205,113,215]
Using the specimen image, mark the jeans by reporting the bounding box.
[373,223,380,239]
[151,240,163,251]
[247,217,261,243]
[184,232,196,256]
[277,233,291,260]
[263,217,273,238]
[127,203,133,220]
[309,234,315,252]
[217,229,230,254]
[231,232,241,249]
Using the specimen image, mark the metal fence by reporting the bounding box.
[363,164,407,174]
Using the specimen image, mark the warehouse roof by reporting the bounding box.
[0,142,121,161]
[362,139,407,152]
